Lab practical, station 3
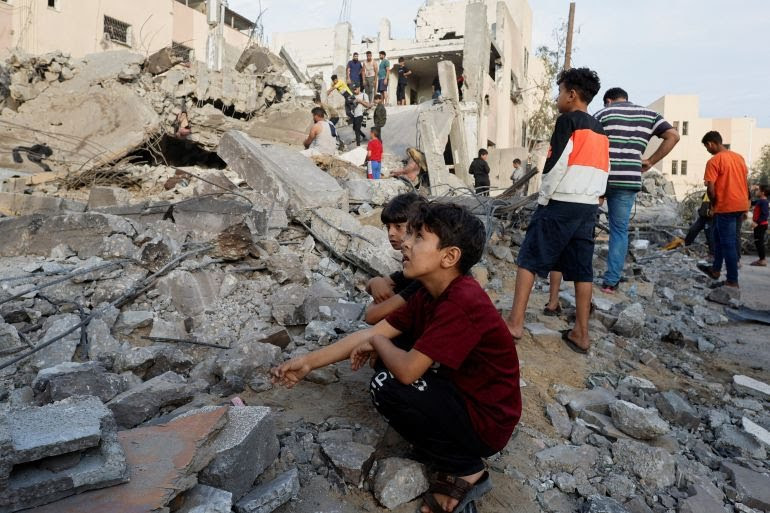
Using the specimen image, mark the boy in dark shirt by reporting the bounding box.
[273,202,521,513]
[396,57,412,105]
[365,193,425,324]
[505,67,609,354]
[469,149,491,196]
[373,94,387,142]
[750,184,769,266]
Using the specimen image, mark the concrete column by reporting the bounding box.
[437,60,460,102]
[377,18,391,51]
[462,2,490,107]
[333,22,352,79]
[438,60,472,185]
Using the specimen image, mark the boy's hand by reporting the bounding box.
[271,356,311,389]
[369,277,395,303]
[350,340,377,371]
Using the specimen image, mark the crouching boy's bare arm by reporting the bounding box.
[351,335,433,385]
[271,320,402,388]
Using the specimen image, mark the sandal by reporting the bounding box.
[418,471,492,513]
[561,329,588,354]
[749,260,767,267]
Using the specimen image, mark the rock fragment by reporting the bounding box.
[372,458,429,509]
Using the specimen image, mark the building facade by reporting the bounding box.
[645,94,770,199]
[0,0,253,65]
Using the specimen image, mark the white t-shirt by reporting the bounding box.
[353,92,368,117]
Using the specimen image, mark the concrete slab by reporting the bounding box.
[218,131,347,220]
[235,468,300,513]
[107,371,195,429]
[31,407,228,513]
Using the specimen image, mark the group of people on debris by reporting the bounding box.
[277,65,763,513]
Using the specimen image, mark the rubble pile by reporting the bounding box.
[0,48,768,513]
[1,50,77,106]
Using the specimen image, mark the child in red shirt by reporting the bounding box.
[273,202,521,513]
[366,127,383,179]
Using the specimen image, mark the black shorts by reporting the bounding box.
[517,200,597,282]
[397,83,407,101]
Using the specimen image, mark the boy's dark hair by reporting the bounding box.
[331,74,338,81]
[398,57,405,62]
[311,106,326,118]
[381,193,424,224]
[379,51,386,56]
[702,131,723,145]
[602,87,628,103]
[478,149,488,157]
[366,50,372,55]
[353,52,358,56]
[759,184,769,195]
[374,93,382,100]
[513,158,521,165]
[408,202,485,274]
[557,67,601,104]
[370,126,380,138]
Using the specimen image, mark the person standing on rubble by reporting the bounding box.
[363,51,378,104]
[506,67,609,353]
[302,107,337,155]
[697,131,750,287]
[510,158,522,183]
[351,84,370,146]
[396,57,412,105]
[327,74,355,122]
[347,52,364,91]
[595,87,679,293]
[750,184,769,266]
[377,51,391,104]
[469,149,491,196]
[373,93,387,142]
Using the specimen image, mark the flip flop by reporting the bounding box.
[561,329,588,354]
[418,471,492,513]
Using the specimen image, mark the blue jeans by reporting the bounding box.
[713,212,742,283]
[603,188,637,286]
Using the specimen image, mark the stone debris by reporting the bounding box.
[0,38,765,513]
[372,457,429,509]
[235,468,300,513]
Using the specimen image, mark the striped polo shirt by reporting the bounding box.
[594,101,672,191]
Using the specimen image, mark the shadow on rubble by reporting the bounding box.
[130,134,226,169]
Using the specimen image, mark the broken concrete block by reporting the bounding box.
[526,323,562,351]
[714,425,767,459]
[107,371,195,428]
[31,313,81,370]
[112,344,194,379]
[86,186,132,210]
[31,406,228,513]
[534,444,599,473]
[733,375,770,400]
[145,46,182,75]
[655,390,700,430]
[178,406,279,499]
[156,270,224,317]
[320,438,376,486]
[612,302,645,337]
[86,318,123,361]
[0,192,86,217]
[583,495,632,513]
[678,484,728,513]
[218,131,347,220]
[114,310,154,333]
[32,361,127,403]
[0,322,21,351]
[545,402,573,438]
[0,397,130,511]
[178,484,233,513]
[742,417,770,448]
[722,461,770,511]
[344,178,410,206]
[215,340,279,391]
[270,283,309,326]
[372,458,429,510]
[564,387,617,418]
[609,400,670,440]
[612,439,675,490]
[235,468,300,513]
[256,326,292,349]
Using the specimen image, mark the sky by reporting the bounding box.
[228,0,770,126]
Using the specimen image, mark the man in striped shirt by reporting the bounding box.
[595,88,680,292]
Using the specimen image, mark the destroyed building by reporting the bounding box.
[272,0,542,192]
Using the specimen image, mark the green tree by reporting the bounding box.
[753,143,770,185]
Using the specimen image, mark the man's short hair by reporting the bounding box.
[478,149,488,157]
[602,87,628,103]
[370,126,380,138]
[311,106,326,118]
[353,83,361,90]
[366,50,372,55]
[513,158,522,165]
[398,57,405,62]
[702,131,723,145]
[379,51,386,56]
[353,52,358,56]
[381,193,424,224]
[557,67,601,104]
[374,93,382,100]
[408,202,485,274]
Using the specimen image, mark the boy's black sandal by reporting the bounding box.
[419,471,492,513]
[561,329,588,355]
